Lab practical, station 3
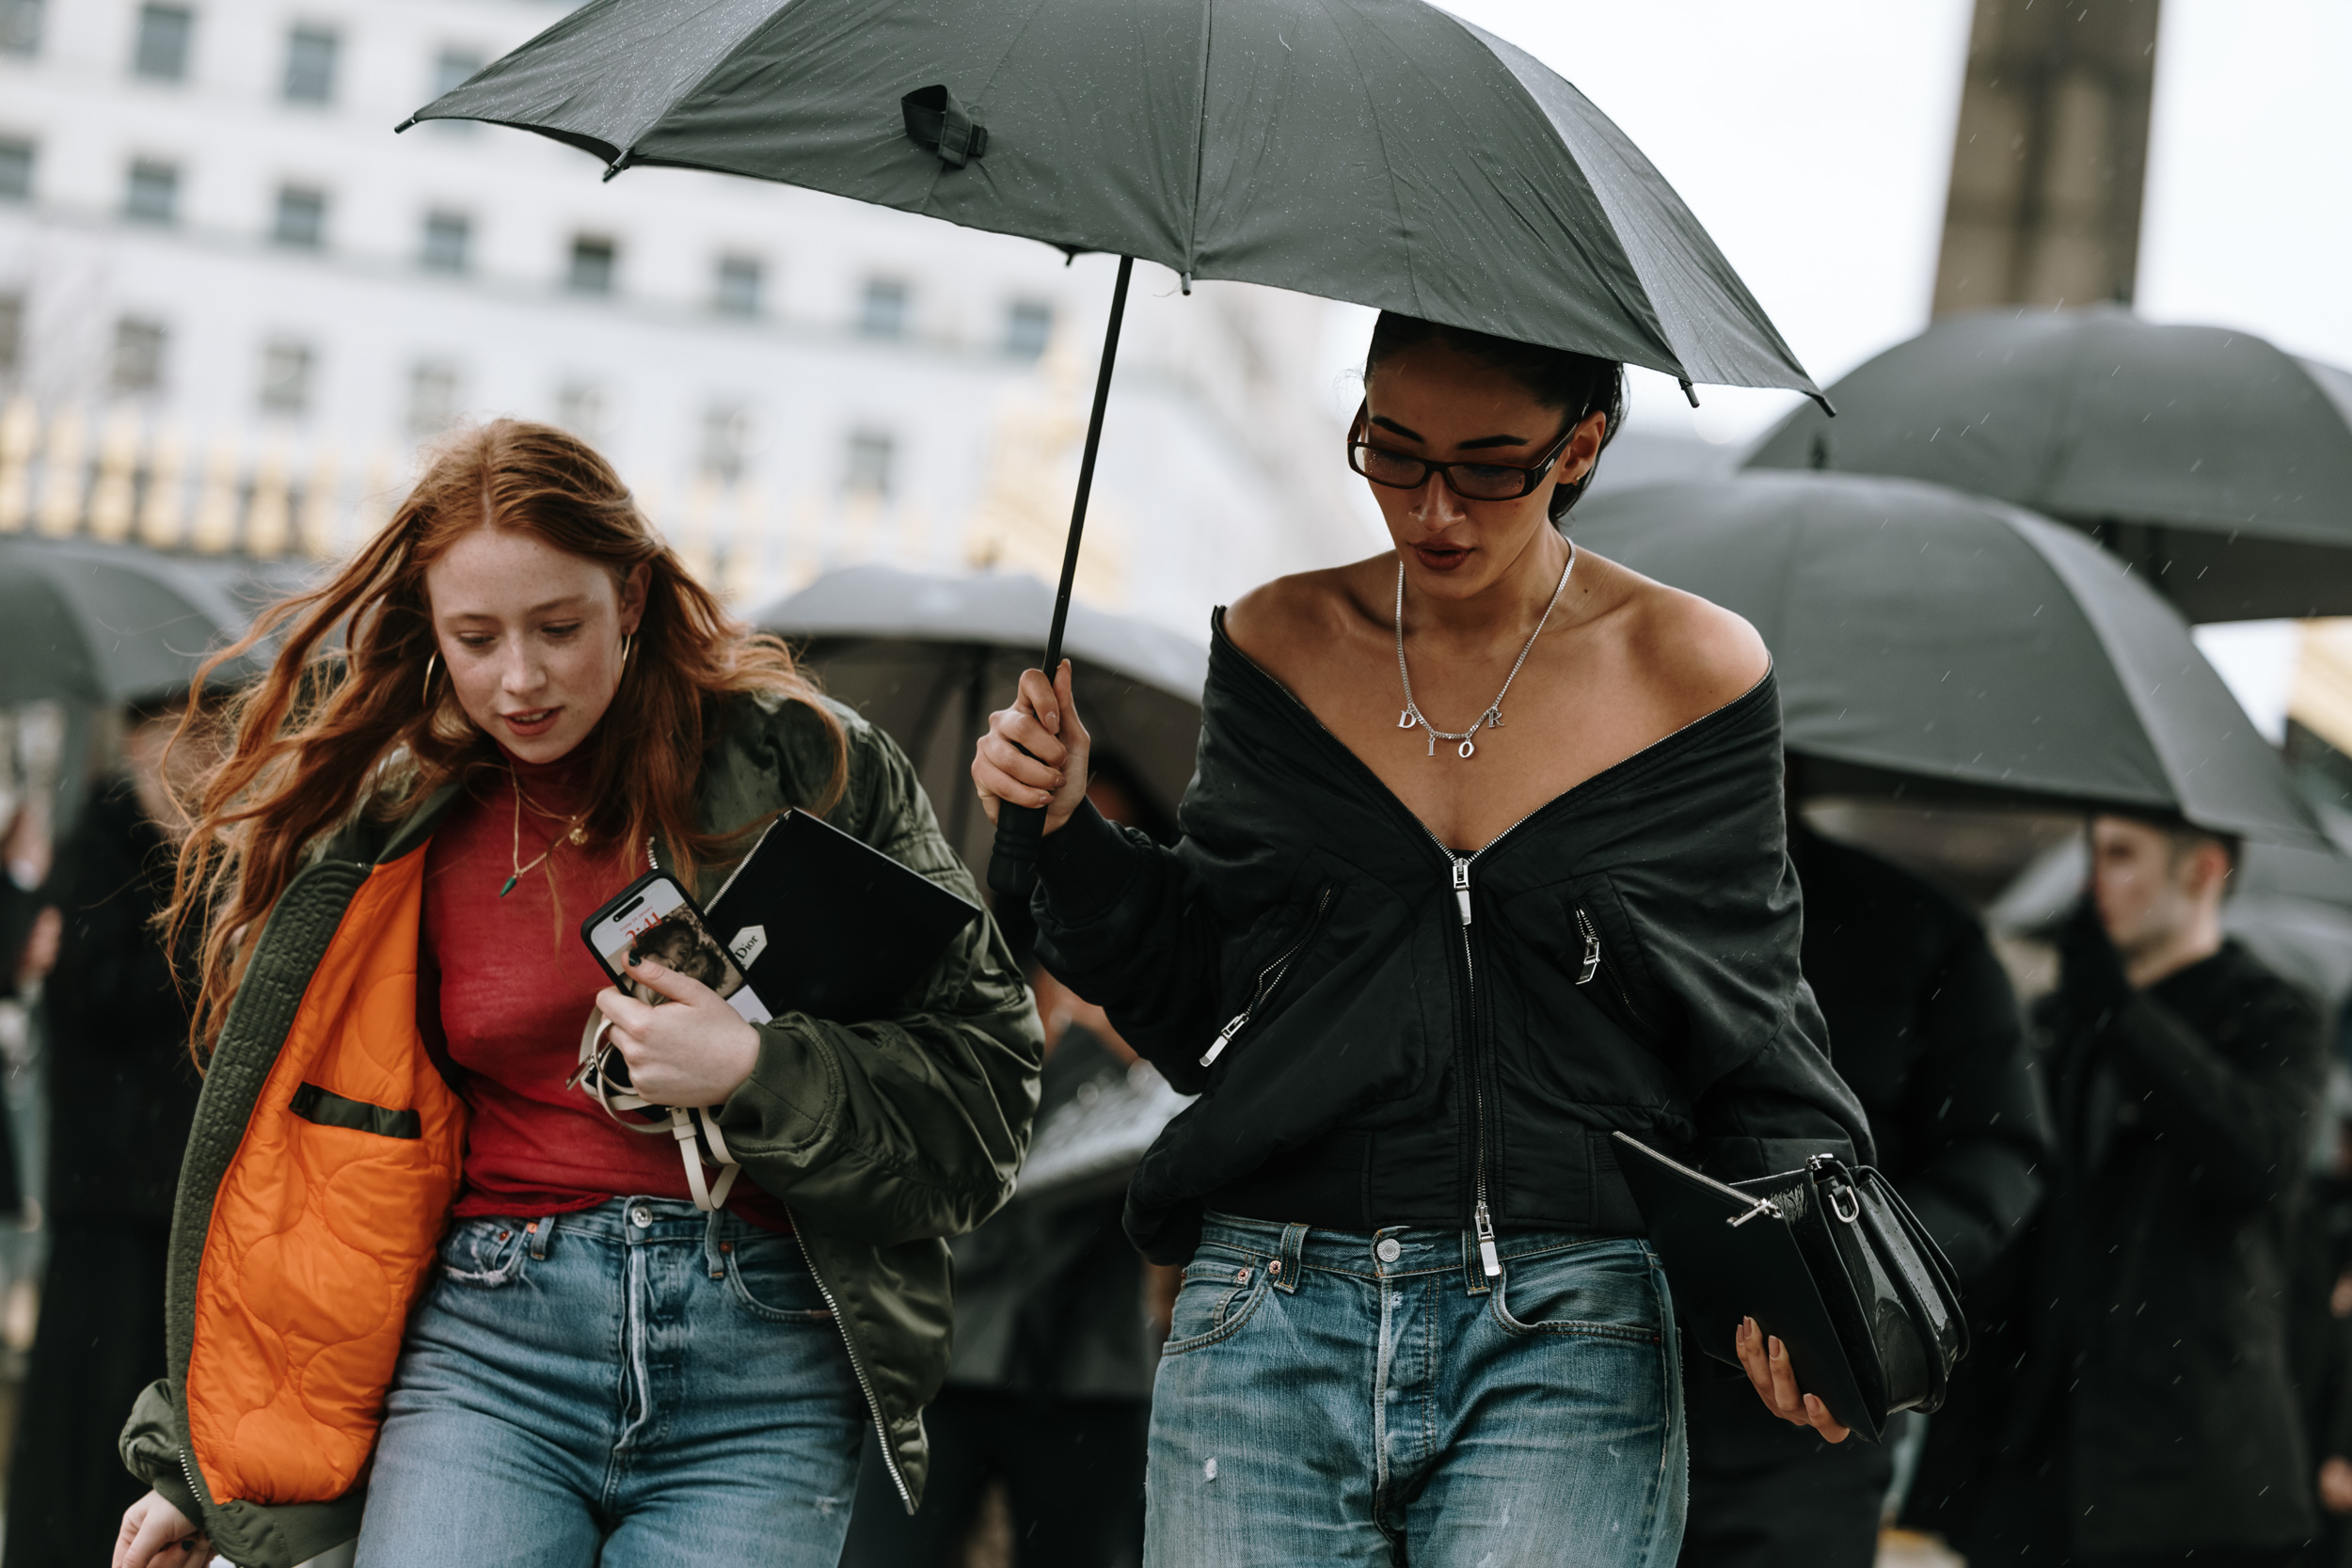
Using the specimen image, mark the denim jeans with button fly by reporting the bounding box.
[354,1197,866,1568]
[1145,1212,1687,1568]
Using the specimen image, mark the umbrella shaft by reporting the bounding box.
[1042,254,1135,672]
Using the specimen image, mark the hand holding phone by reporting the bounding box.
[581,874,769,1109]
[591,956,762,1108]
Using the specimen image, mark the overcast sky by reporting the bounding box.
[1320,1,2352,450]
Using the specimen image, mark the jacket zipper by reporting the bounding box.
[1417,795,1562,1279]
[178,1448,207,1512]
[1573,907,1645,1025]
[787,1212,914,1511]
[1200,886,1333,1068]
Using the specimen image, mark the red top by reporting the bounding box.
[421,751,790,1231]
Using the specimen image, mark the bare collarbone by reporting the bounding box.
[1224,552,1769,849]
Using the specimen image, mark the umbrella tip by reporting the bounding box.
[1678,378,1698,408]
[393,117,416,133]
[1181,271,1193,295]
[603,149,635,183]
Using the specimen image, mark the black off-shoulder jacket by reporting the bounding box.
[1034,614,1873,1264]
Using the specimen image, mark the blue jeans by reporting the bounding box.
[355,1198,866,1567]
[1145,1213,1686,1567]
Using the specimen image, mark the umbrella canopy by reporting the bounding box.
[405,0,1820,401]
[1744,308,2352,621]
[758,565,1204,876]
[1571,472,2324,848]
[0,538,277,707]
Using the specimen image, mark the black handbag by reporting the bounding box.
[1612,1132,1968,1443]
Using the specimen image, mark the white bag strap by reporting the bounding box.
[573,1013,743,1212]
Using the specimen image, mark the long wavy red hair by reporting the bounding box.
[165,419,843,1060]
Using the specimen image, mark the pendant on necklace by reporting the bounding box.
[1397,708,1415,729]
[498,874,519,898]
[1458,738,1476,759]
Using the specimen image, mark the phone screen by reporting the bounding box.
[584,876,771,1024]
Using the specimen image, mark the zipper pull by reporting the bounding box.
[1575,909,1601,986]
[1452,860,1472,926]
[1200,1013,1250,1069]
[1474,1199,1502,1277]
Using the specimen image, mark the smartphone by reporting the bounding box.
[580,872,771,1024]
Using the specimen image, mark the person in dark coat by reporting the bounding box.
[1909,813,2325,1568]
[4,702,208,1568]
[837,969,1175,1568]
[1679,818,2047,1568]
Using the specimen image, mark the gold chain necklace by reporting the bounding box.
[501,770,586,898]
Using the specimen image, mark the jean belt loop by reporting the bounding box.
[702,1205,728,1279]
[526,1215,552,1260]
[1273,1222,1308,1294]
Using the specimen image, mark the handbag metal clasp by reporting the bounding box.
[1726,1196,1780,1228]
[1829,1184,1860,1224]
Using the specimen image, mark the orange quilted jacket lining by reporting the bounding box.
[183,847,469,1506]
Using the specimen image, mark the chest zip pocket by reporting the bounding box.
[1573,907,1646,1029]
[1201,887,1334,1068]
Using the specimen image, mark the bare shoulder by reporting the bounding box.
[1224,556,1391,667]
[1579,549,1771,720]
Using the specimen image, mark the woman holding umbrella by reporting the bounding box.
[975,315,1870,1561]
[111,420,1040,1568]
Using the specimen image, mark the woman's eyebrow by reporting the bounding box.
[1367,415,1534,451]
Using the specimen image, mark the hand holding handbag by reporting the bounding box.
[1612,1132,1967,1443]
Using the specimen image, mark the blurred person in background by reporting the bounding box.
[842,763,1180,1568]
[1679,805,2047,1568]
[1911,813,2323,1568]
[5,692,216,1568]
[2289,1066,2352,1568]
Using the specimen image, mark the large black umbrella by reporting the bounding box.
[400,0,1824,891]
[1744,308,2352,621]
[759,565,1204,879]
[0,537,274,706]
[1572,472,2323,848]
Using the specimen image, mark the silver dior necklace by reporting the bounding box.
[1394,541,1576,760]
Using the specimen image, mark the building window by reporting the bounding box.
[406,360,460,436]
[0,0,42,57]
[420,210,469,273]
[1003,299,1052,360]
[132,3,192,81]
[699,404,748,484]
[0,138,31,201]
[282,24,337,104]
[0,293,24,378]
[272,184,326,248]
[557,380,609,444]
[713,255,761,319]
[566,235,616,295]
[112,317,167,393]
[123,160,178,224]
[843,429,894,497]
[259,338,312,415]
[857,277,907,340]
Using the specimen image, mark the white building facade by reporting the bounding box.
[0,0,1374,633]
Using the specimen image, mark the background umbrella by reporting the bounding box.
[0,537,275,707]
[1571,471,2324,848]
[759,565,1205,879]
[401,0,1827,893]
[1744,308,2352,621]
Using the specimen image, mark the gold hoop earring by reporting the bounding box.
[619,632,632,672]
[421,652,439,705]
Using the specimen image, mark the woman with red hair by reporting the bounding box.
[113,420,1040,1568]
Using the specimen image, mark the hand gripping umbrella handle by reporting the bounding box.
[988,254,1135,900]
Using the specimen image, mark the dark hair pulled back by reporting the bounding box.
[1362,312,1625,524]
